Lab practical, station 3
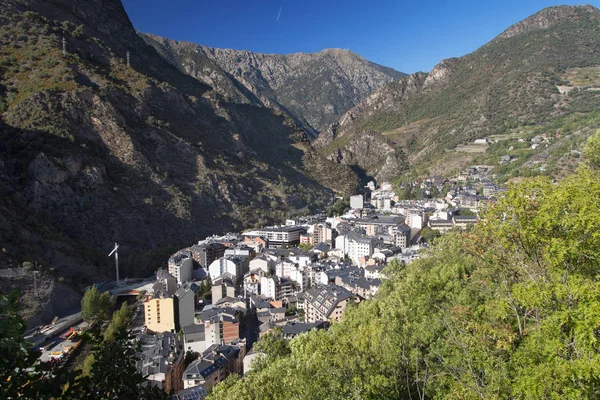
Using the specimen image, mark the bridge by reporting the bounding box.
[96,277,155,297]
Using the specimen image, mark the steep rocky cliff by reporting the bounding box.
[142,34,405,136]
[0,0,357,321]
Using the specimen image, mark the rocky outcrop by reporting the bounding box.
[423,58,458,88]
[491,5,600,43]
[142,34,406,135]
[329,131,407,182]
[312,74,425,181]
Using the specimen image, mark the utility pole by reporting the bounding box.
[126,51,130,67]
[62,36,67,57]
[33,261,39,296]
[108,243,120,285]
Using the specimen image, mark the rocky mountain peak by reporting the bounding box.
[492,5,600,43]
[142,35,406,134]
[423,58,458,88]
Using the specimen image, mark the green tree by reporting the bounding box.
[419,226,441,243]
[184,350,199,367]
[103,302,132,343]
[81,286,114,326]
[326,198,350,217]
[457,208,477,216]
[583,128,600,169]
[252,327,291,360]
[81,301,133,376]
[208,164,600,399]
[297,242,312,252]
[0,290,65,399]
[64,327,170,400]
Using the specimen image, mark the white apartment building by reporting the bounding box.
[168,250,193,285]
[348,234,375,266]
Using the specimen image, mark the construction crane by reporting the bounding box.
[108,242,120,285]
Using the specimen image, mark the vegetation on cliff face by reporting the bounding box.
[318,5,600,181]
[210,131,600,399]
[0,0,346,321]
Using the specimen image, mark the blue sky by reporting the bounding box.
[123,0,600,73]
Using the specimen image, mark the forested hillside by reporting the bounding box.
[317,5,600,179]
[210,130,600,399]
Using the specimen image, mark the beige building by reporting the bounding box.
[312,223,334,245]
[144,295,176,333]
[304,285,358,323]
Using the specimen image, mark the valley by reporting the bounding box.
[2,1,600,399]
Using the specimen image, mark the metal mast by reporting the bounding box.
[108,243,120,285]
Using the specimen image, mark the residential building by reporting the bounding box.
[214,297,247,315]
[243,236,268,251]
[190,241,226,269]
[391,224,411,248]
[287,251,313,268]
[350,194,364,209]
[173,387,208,400]
[144,294,176,333]
[248,256,275,275]
[428,218,454,233]
[365,264,385,280]
[242,225,305,248]
[183,341,246,390]
[289,268,308,292]
[335,234,350,256]
[312,223,334,245]
[137,332,184,393]
[260,276,279,300]
[155,270,177,295]
[224,245,255,260]
[257,307,286,324]
[279,277,295,299]
[275,260,296,278]
[183,355,228,391]
[281,321,326,339]
[304,285,358,323]
[207,256,247,282]
[300,233,314,245]
[168,250,193,285]
[175,283,197,330]
[198,309,240,347]
[453,215,478,229]
[211,276,236,303]
[242,272,261,297]
[347,232,375,266]
[183,324,206,354]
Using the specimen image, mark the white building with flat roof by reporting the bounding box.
[243,225,305,248]
[350,195,364,209]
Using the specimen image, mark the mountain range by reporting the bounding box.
[317,5,600,179]
[141,34,405,136]
[0,0,362,322]
[2,0,600,323]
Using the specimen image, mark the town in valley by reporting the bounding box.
[26,166,505,399]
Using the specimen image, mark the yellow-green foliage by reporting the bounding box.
[210,154,600,399]
[80,286,114,326]
[583,129,600,169]
[103,302,132,343]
